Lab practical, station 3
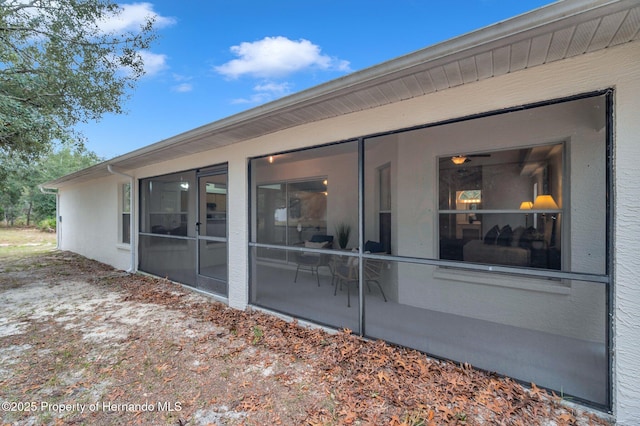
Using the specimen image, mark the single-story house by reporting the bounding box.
[43,0,640,422]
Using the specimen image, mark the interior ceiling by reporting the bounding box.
[45,0,640,188]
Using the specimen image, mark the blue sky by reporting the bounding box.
[79,0,557,160]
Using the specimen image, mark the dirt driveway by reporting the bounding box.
[0,234,610,425]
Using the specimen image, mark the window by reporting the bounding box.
[256,178,328,248]
[140,172,194,237]
[200,172,227,239]
[439,143,564,270]
[378,164,391,253]
[121,183,131,244]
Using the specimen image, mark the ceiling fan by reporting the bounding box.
[451,153,491,165]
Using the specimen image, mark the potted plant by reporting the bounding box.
[335,223,351,249]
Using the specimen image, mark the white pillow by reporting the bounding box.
[304,241,328,249]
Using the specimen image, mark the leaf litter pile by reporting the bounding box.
[0,251,610,425]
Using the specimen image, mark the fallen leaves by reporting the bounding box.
[97,258,612,425]
[0,250,613,426]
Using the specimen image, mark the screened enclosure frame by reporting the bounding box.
[138,164,229,297]
[248,89,613,410]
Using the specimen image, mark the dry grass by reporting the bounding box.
[0,227,56,258]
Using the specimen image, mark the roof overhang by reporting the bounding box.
[43,0,640,188]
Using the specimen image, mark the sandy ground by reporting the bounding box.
[0,231,612,425]
[1,251,322,425]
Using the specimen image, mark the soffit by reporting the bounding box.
[44,0,640,188]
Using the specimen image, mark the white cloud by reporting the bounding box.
[98,2,176,34]
[230,80,293,104]
[169,74,193,92]
[215,36,351,79]
[172,73,191,82]
[9,1,173,79]
[231,93,273,105]
[96,3,174,78]
[138,50,168,76]
[172,83,193,93]
[253,81,292,94]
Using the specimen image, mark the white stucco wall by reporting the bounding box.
[610,65,640,425]
[56,41,640,422]
[58,175,132,271]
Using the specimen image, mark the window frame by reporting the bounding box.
[119,182,131,245]
[437,141,566,272]
[378,163,392,254]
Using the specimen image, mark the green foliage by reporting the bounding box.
[335,223,351,249]
[252,326,264,345]
[38,217,57,232]
[0,0,157,159]
[0,145,102,225]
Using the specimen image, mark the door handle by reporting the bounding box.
[196,222,201,233]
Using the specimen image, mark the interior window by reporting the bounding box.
[438,144,564,270]
[256,178,328,247]
[378,164,391,253]
[201,177,227,238]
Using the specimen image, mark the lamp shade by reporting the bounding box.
[519,201,533,210]
[451,156,467,165]
[532,194,559,210]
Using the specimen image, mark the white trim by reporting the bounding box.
[432,268,571,295]
[116,243,131,251]
[107,165,135,273]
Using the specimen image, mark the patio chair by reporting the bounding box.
[293,234,333,286]
[333,252,388,307]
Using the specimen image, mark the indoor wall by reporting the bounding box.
[380,95,607,342]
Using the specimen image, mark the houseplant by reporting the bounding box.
[335,223,351,249]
